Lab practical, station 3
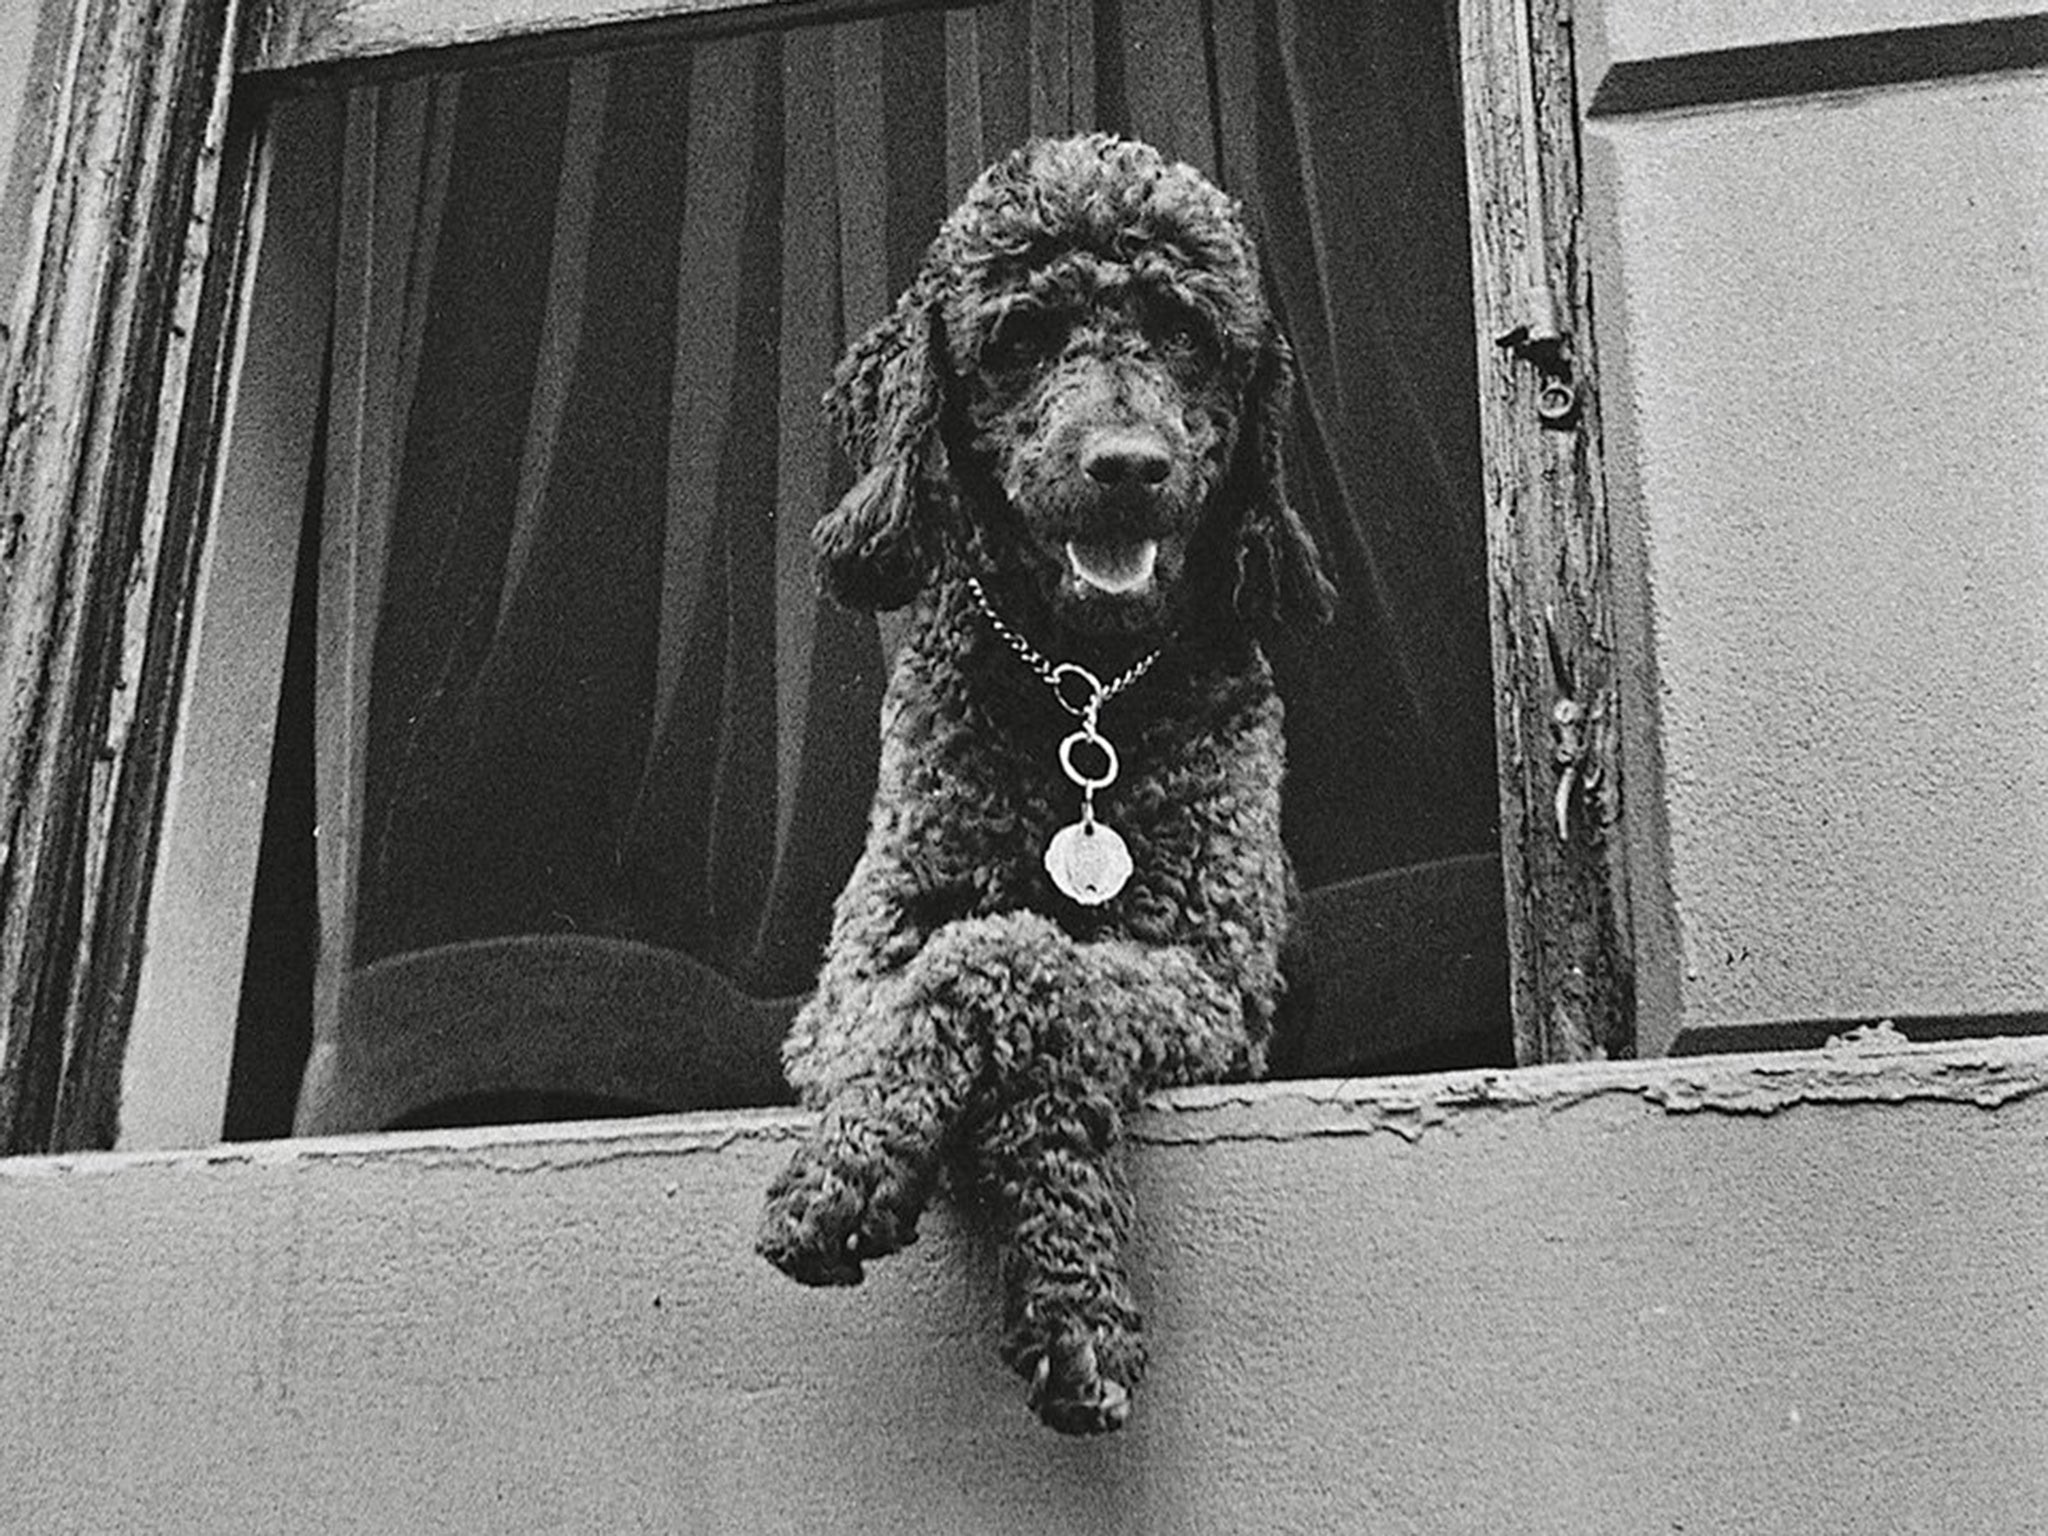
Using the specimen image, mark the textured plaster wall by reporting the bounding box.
[1582,28,2048,1047]
[2,1049,2046,1536]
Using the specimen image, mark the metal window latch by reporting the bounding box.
[1498,298,1579,430]
[1494,0,1581,432]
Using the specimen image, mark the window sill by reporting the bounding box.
[40,1025,2048,1170]
[6,1032,2046,1532]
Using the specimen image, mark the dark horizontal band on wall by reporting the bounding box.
[1588,13,2048,118]
[1669,1009,2048,1058]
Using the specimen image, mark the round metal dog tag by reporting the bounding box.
[1044,819,1133,906]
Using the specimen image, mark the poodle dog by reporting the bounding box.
[757,133,1332,1435]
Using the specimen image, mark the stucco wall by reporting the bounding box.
[1580,9,2048,1050]
[3,1044,2045,1535]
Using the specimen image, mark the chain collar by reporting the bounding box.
[963,576,1164,906]
[963,576,1165,722]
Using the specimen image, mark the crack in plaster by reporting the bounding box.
[1129,1034,2048,1144]
[8,1039,2045,1179]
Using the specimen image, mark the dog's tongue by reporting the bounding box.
[1065,538,1159,595]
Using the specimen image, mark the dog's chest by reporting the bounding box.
[882,669,1270,940]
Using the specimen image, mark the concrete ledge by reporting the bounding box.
[5,1035,2046,1533]
[38,1027,2048,1174]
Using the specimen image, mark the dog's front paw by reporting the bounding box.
[756,1141,922,1287]
[1019,1324,1146,1436]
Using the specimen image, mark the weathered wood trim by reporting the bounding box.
[55,117,266,1153]
[0,0,247,1151]
[239,0,975,85]
[116,93,338,1151]
[1458,0,1634,1063]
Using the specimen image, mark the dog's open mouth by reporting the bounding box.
[1065,537,1159,596]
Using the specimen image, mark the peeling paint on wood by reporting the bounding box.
[0,0,244,1151]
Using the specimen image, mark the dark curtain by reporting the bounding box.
[337,0,1495,1006]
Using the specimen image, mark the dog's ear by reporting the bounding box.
[1234,330,1337,629]
[813,282,956,612]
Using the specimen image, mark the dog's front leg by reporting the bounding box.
[756,1064,956,1288]
[972,1071,1145,1436]
[758,982,971,1286]
[758,911,1060,1286]
[958,919,1244,1436]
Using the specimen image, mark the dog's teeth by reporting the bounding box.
[1066,538,1159,594]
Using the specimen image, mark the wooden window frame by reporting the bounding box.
[0,0,1628,1151]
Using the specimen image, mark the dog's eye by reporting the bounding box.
[1149,307,1212,360]
[984,311,1063,373]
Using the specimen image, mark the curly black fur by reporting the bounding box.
[757,134,1333,1435]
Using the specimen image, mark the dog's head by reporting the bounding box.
[816,134,1333,639]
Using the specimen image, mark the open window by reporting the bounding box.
[0,0,1619,1151]
[21,0,2037,1154]
[225,0,1516,1141]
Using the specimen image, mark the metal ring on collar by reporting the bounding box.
[1058,728,1119,791]
[1047,661,1106,719]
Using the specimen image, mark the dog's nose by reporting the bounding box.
[1081,433,1171,490]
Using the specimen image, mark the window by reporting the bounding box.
[246,0,1514,1140]
[0,0,1619,1151]
[21,0,2035,1153]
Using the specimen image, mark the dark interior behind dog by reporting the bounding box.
[756,133,1333,1435]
